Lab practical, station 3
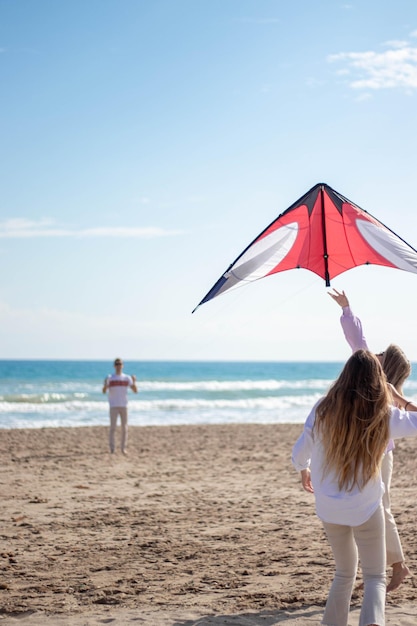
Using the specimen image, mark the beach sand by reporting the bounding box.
[0,424,416,625]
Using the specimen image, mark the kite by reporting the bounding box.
[193,182,417,312]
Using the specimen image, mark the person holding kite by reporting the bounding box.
[292,349,417,626]
[329,288,411,593]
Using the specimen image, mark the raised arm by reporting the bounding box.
[328,289,368,352]
[130,374,138,393]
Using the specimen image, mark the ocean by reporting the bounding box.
[1,360,417,429]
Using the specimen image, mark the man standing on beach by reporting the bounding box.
[102,358,137,455]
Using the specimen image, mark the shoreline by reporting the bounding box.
[1,424,416,624]
[0,420,309,432]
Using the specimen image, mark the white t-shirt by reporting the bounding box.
[105,373,134,408]
[292,403,417,526]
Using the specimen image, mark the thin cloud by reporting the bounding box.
[354,92,372,102]
[0,218,184,239]
[0,218,72,238]
[236,17,280,25]
[328,42,417,90]
[79,226,184,238]
[383,39,409,49]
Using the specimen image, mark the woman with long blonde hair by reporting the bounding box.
[292,350,417,626]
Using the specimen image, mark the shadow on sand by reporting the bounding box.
[171,605,324,625]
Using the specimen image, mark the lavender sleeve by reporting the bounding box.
[340,306,369,352]
[340,306,394,452]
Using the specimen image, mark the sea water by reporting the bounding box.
[1,360,416,429]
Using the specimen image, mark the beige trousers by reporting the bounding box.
[322,505,386,626]
[109,406,128,453]
[381,450,403,566]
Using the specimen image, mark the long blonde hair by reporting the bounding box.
[380,344,411,394]
[314,350,391,492]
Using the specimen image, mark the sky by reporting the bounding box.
[1,0,417,361]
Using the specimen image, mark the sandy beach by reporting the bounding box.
[0,423,416,625]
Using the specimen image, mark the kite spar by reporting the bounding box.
[192,182,417,313]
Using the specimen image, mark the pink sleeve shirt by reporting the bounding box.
[340,305,368,351]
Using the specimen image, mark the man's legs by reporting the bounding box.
[119,407,128,454]
[109,407,119,453]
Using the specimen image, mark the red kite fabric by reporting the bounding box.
[193,182,417,312]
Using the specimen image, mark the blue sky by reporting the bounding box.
[1,0,417,361]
